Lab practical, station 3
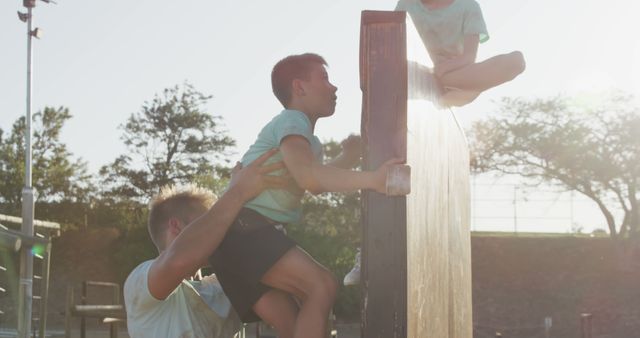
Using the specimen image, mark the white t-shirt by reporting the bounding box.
[124,260,242,338]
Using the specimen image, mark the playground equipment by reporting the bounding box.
[254,311,337,338]
[360,11,472,338]
[0,214,59,338]
[64,280,126,338]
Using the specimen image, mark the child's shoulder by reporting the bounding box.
[262,109,315,141]
[263,109,302,127]
[273,109,312,126]
[279,109,307,118]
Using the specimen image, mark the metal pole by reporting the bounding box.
[81,281,87,338]
[513,186,518,234]
[570,190,575,233]
[580,313,593,338]
[18,4,36,338]
[544,316,552,338]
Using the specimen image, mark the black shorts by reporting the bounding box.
[209,208,296,322]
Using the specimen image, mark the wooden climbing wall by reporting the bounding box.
[360,10,472,338]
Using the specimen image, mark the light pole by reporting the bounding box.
[16,1,53,337]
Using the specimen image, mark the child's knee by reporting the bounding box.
[325,273,338,299]
[315,269,338,300]
[508,51,526,77]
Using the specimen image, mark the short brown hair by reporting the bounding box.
[147,185,216,251]
[271,53,327,107]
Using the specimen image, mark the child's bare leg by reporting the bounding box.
[439,89,481,107]
[260,246,338,338]
[440,51,526,92]
[253,289,298,338]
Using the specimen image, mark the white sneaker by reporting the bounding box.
[343,248,361,286]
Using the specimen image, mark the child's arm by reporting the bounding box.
[280,135,401,195]
[147,150,286,300]
[434,35,480,78]
[327,134,362,169]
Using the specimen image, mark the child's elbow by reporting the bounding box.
[306,187,324,195]
[300,182,323,195]
[298,179,324,195]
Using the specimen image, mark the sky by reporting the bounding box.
[1,0,639,232]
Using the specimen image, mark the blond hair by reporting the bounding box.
[148,184,217,251]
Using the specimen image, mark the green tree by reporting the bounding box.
[469,94,639,240]
[99,83,235,202]
[0,107,93,219]
[102,82,237,278]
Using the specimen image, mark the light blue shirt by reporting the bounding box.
[240,109,323,224]
[396,0,489,64]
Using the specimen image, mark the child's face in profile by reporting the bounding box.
[299,63,338,118]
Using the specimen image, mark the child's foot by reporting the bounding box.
[440,87,480,107]
[343,248,361,286]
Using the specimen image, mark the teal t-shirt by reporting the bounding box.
[240,109,323,224]
[396,0,489,64]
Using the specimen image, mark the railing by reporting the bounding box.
[65,280,125,338]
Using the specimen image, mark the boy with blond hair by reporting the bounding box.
[124,150,287,338]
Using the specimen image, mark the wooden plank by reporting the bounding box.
[405,14,451,338]
[447,115,472,338]
[406,95,450,338]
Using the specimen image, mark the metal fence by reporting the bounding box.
[470,175,622,235]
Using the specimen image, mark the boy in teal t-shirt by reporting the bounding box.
[396,0,526,107]
[239,109,324,224]
[209,53,402,338]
